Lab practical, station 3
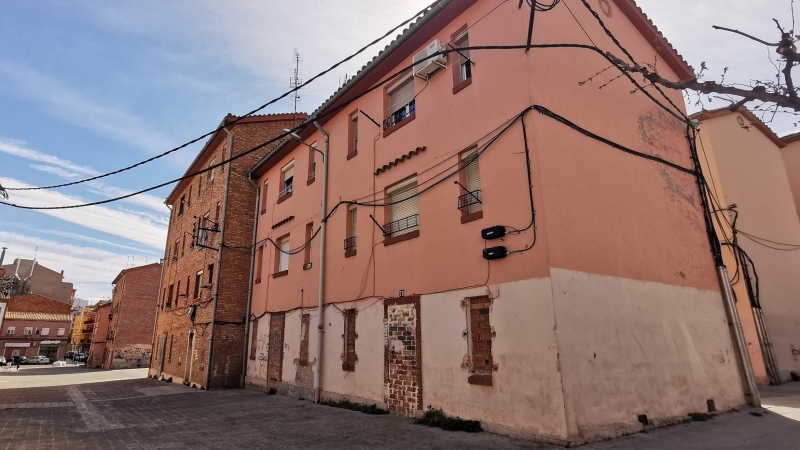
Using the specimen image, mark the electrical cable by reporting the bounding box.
[2,3,436,192]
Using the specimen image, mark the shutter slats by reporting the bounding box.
[390,79,415,114]
[390,182,419,236]
[463,150,482,213]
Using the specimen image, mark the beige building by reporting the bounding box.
[0,259,75,304]
[694,106,800,384]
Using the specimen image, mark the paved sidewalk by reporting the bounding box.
[0,367,799,449]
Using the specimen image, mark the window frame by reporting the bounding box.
[6,327,14,335]
[255,245,264,284]
[303,223,314,269]
[278,161,295,204]
[194,270,203,299]
[260,181,269,214]
[345,205,357,257]
[274,235,290,277]
[458,146,483,224]
[41,327,49,336]
[307,142,317,185]
[347,110,359,159]
[383,73,416,138]
[383,175,420,246]
[450,25,473,94]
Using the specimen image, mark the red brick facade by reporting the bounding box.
[5,294,70,315]
[101,263,161,369]
[384,297,421,416]
[150,113,304,389]
[467,296,493,386]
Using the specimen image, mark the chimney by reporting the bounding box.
[61,270,64,279]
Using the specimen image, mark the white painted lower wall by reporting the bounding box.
[244,269,747,443]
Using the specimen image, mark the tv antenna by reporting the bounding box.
[290,49,303,125]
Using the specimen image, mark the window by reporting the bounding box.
[307,143,317,184]
[385,177,419,239]
[169,334,174,362]
[197,178,202,196]
[459,148,483,222]
[255,245,264,283]
[167,284,174,308]
[185,275,190,297]
[467,296,493,386]
[384,75,415,132]
[178,195,186,216]
[207,158,216,185]
[176,280,181,306]
[304,223,313,268]
[41,327,49,336]
[187,190,192,209]
[279,161,294,200]
[260,181,269,214]
[182,234,186,256]
[162,287,167,310]
[276,237,290,274]
[6,327,14,335]
[208,264,214,285]
[451,28,472,93]
[23,327,33,336]
[173,239,179,260]
[194,270,203,299]
[348,112,359,158]
[342,309,357,372]
[197,213,211,248]
[345,205,357,256]
[57,328,65,336]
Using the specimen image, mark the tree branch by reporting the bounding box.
[712,25,779,46]
[606,52,800,111]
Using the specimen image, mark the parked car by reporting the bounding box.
[74,353,87,362]
[65,351,75,360]
[27,356,50,365]
[0,356,6,366]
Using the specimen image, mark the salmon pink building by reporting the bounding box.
[694,107,800,386]
[245,0,750,444]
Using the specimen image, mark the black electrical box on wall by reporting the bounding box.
[481,225,506,240]
[483,246,508,260]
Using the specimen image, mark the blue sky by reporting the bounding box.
[0,0,792,299]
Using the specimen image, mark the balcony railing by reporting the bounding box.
[383,100,416,130]
[308,171,315,181]
[277,184,293,198]
[457,189,482,210]
[344,236,357,251]
[383,214,419,237]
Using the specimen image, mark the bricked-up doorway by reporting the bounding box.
[384,296,422,416]
[268,313,285,389]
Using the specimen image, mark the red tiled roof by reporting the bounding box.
[375,147,427,175]
[5,312,71,322]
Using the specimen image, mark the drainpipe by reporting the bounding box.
[23,259,37,283]
[313,120,329,403]
[241,171,261,388]
[718,266,760,405]
[12,258,21,281]
[206,126,235,389]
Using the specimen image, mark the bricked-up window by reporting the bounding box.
[386,177,419,238]
[57,328,65,336]
[467,297,493,386]
[6,327,14,335]
[176,280,181,307]
[249,320,258,360]
[182,234,186,256]
[303,222,313,268]
[162,288,166,309]
[178,195,186,216]
[260,181,268,214]
[167,284,174,308]
[194,270,203,299]
[207,264,214,285]
[342,309,357,371]
[187,190,191,209]
[255,245,264,283]
[41,327,49,336]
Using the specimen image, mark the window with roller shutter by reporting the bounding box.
[385,177,419,238]
[383,75,416,132]
[458,148,483,223]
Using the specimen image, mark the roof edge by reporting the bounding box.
[691,106,786,148]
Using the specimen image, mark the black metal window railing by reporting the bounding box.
[344,236,357,251]
[458,189,482,210]
[383,100,416,130]
[383,214,419,236]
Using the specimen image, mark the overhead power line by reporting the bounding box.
[2,2,435,193]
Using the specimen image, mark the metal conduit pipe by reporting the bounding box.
[242,169,261,388]
[313,120,329,403]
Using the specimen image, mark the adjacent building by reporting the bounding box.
[88,301,112,368]
[1,294,71,360]
[97,263,162,369]
[693,106,800,385]
[149,113,306,389]
[70,305,96,353]
[0,259,75,304]
[244,0,747,444]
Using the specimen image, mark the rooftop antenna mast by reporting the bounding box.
[290,49,303,126]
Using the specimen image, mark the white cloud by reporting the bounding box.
[0,177,167,249]
[29,228,157,255]
[2,137,169,214]
[0,231,159,300]
[0,58,174,154]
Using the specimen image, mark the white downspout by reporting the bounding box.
[313,121,329,403]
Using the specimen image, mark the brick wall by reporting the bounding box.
[6,294,70,314]
[106,263,161,369]
[467,296,493,386]
[384,298,421,416]
[342,309,357,371]
[294,313,313,388]
[150,115,300,388]
[267,313,285,389]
